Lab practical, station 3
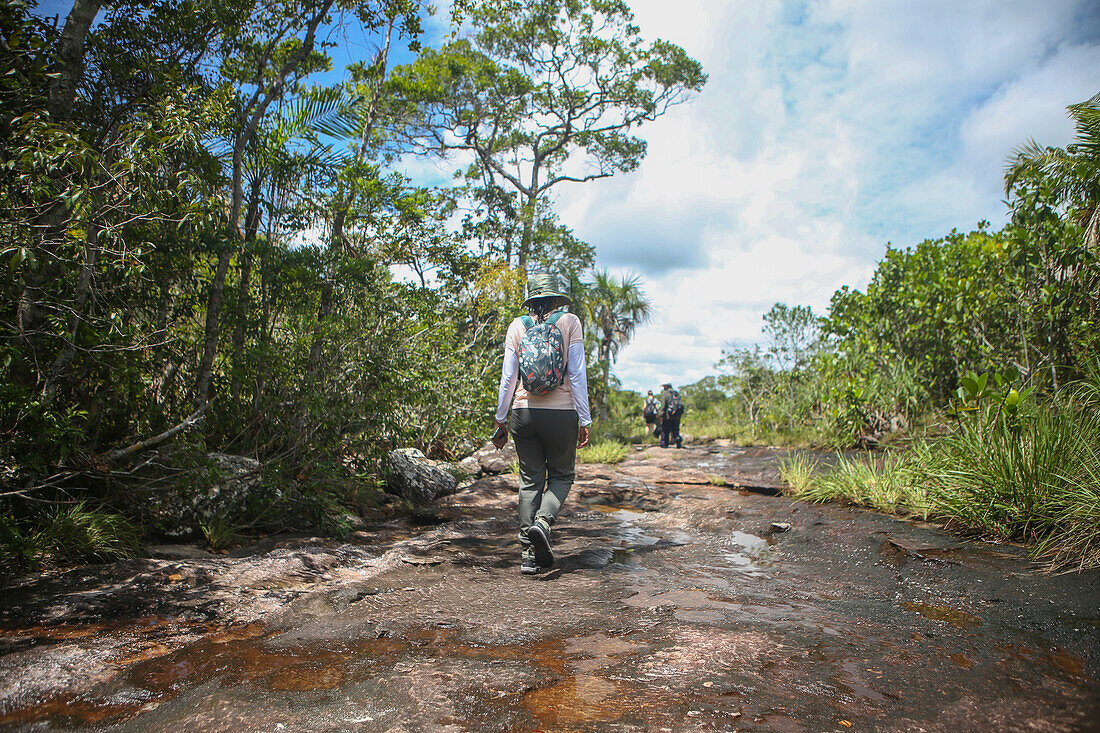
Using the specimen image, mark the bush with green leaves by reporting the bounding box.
[781,369,1100,570]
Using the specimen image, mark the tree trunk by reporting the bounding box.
[40,224,98,402]
[518,192,536,274]
[194,247,233,408]
[48,0,103,122]
[307,18,393,374]
[597,334,612,420]
[17,0,104,345]
[230,178,262,403]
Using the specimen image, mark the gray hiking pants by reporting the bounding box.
[509,408,578,550]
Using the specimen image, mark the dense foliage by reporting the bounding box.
[0,0,687,573]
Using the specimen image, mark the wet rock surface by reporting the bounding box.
[1,444,1098,732]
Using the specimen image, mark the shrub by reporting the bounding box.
[780,397,1100,571]
[33,502,141,566]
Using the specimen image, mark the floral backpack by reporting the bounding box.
[517,312,567,395]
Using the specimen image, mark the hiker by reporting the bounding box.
[491,273,592,575]
[659,381,684,449]
[643,390,660,436]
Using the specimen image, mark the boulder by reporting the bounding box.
[471,441,518,475]
[386,448,460,504]
[158,452,265,537]
[457,455,482,477]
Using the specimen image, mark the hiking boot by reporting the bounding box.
[527,517,554,568]
[521,556,539,575]
[676,438,683,448]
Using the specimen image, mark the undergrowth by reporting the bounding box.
[577,440,629,464]
[32,503,141,568]
[780,396,1100,571]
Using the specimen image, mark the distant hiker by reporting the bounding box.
[659,381,684,449]
[492,273,592,575]
[643,390,660,436]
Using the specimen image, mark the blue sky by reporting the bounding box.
[550,0,1100,392]
[35,0,1100,392]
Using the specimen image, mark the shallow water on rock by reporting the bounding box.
[1,444,1098,732]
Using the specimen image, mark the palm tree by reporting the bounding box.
[1006,92,1100,248]
[1004,92,1100,388]
[580,270,652,418]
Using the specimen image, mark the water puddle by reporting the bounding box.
[948,652,975,669]
[588,503,646,515]
[902,601,983,628]
[837,659,890,703]
[721,530,776,576]
[608,548,635,565]
[589,504,662,548]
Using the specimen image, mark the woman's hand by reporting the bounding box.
[491,421,509,449]
[577,425,591,448]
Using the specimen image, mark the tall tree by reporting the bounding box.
[193,0,425,407]
[762,303,819,372]
[388,0,706,272]
[193,0,337,407]
[1004,91,1100,386]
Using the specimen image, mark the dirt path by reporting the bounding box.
[1,445,1098,732]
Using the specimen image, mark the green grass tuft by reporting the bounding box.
[577,440,629,464]
[34,502,141,566]
[779,401,1100,571]
[780,453,933,519]
[201,518,242,551]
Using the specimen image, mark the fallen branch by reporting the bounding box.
[102,403,209,463]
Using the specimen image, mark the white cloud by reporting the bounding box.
[554,0,1100,393]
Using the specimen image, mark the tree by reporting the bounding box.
[388,0,706,272]
[579,269,651,418]
[680,375,727,412]
[1005,92,1100,386]
[193,0,340,407]
[1006,92,1100,250]
[715,345,774,428]
[762,303,820,372]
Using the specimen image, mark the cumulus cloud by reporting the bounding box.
[554,0,1100,392]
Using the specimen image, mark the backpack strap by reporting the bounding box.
[520,312,565,330]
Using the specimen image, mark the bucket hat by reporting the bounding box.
[523,272,572,308]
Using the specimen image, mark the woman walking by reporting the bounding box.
[492,273,592,575]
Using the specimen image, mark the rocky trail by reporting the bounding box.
[1,444,1097,732]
